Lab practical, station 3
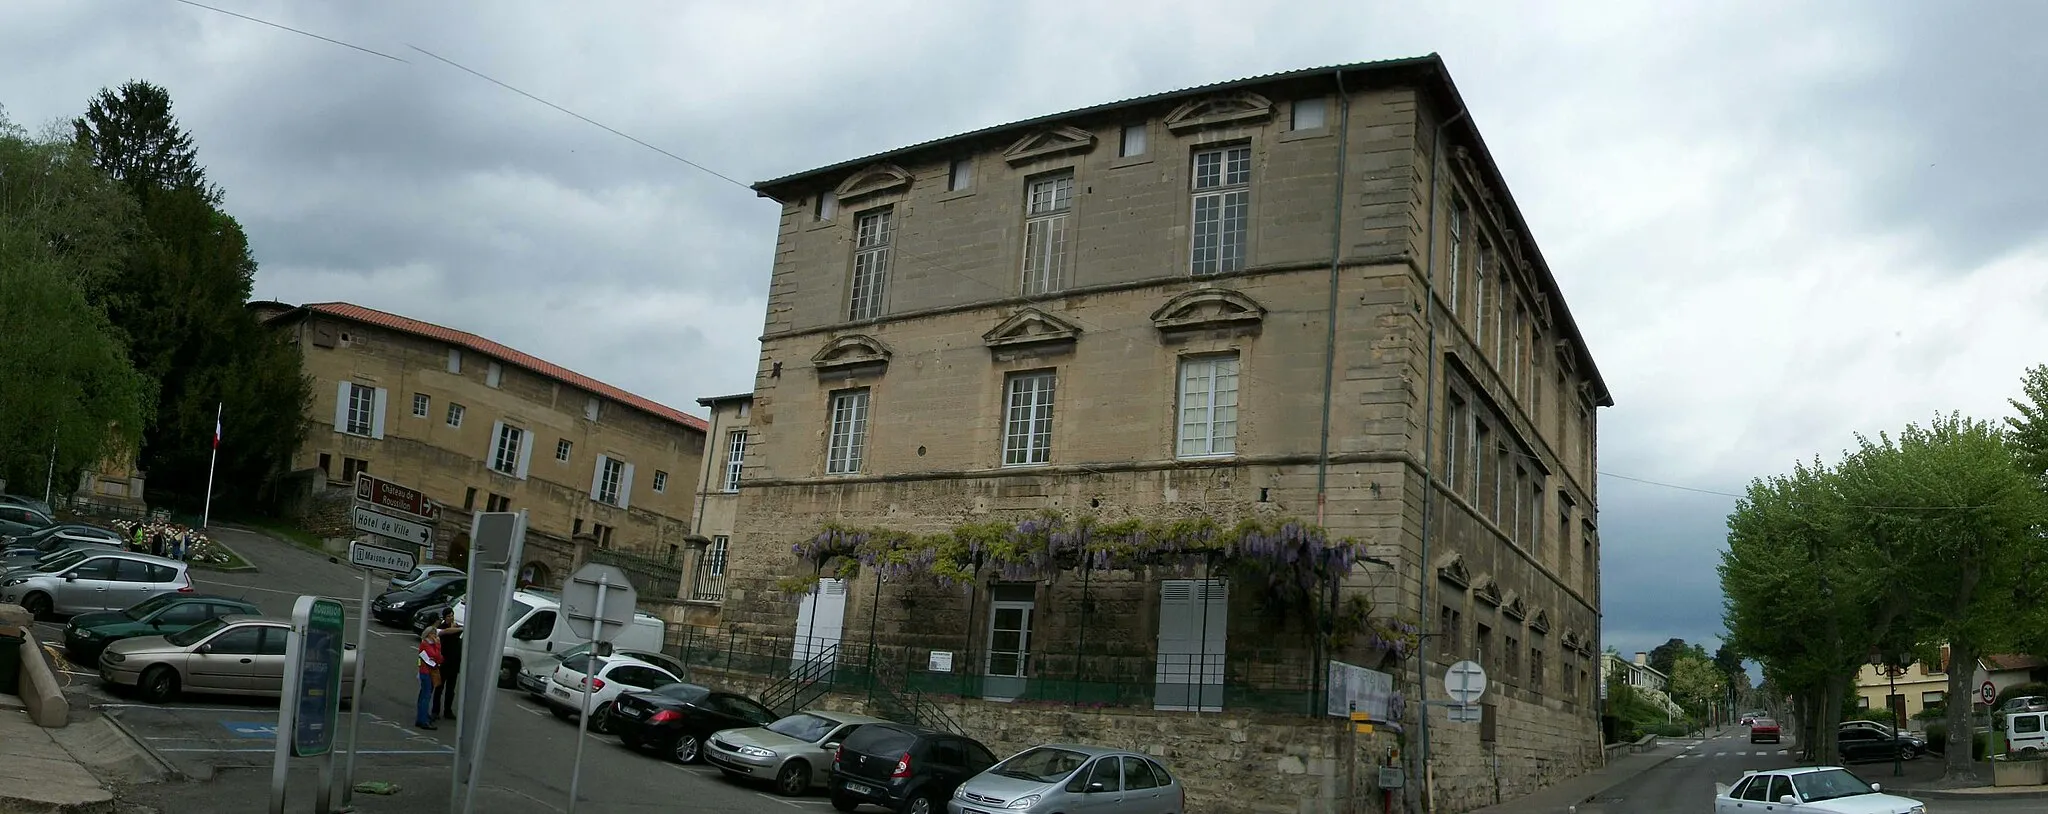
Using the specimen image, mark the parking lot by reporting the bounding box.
[51,526,846,813]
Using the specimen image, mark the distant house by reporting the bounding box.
[1600,651,1682,716]
[1855,646,2048,730]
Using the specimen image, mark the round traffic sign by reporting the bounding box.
[1445,660,1488,704]
[1982,680,1997,705]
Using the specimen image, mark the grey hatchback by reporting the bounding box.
[949,745,1184,814]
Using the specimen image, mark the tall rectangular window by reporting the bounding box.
[847,209,893,321]
[596,456,624,505]
[1512,305,1527,396]
[1473,422,1492,503]
[556,438,573,462]
[813,192,836,221]
[722,429,748,492]
[1530,477,1545,556]
[1447,197,1465,316]
[491,424,524,475]
[1002,371,1056,466]
[1495,443,1509,521]
[412,393,429,418]
[1291,97,1326,131]
[1443,393,1466,492]
[1495,275,1510,363]
[1190,146,1251,275]
[1474,240,1491,350]
[1021,174,1073,295]
[447,402,465,428]
[1512,465,1528,542]
[344,383,375,436]
[652,470,668,492]
[1177,355,1240,458]
[1119,124,1147,157]
[949,158,973,191]
[826,389,870,475]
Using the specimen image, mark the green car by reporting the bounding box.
[63,593,259,664]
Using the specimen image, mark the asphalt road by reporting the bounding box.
[50,525,850,814]
[1588,729,2043,813]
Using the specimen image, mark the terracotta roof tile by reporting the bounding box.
[287,302,708,432]
[1982,654,2048,672]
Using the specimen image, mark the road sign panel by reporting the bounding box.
[1444,660,1488,705]
[348,540,417,575]
[353,473,439,522]
[351,505,432,546]
[1982,680,1997,705]
[561,563,637,643]
[1447,704,1483,723]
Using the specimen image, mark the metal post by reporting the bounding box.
[317,743,336,814]
[340,568,373,806]
[1890,668,1902,777]
[566,578,607,814]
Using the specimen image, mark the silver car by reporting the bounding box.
[0,549,192,619]
[99,614,361,703]
[949,745,1185,814]
[386,564,464,592]
[706,710,886,795]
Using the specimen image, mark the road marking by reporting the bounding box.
[156,748,453,755]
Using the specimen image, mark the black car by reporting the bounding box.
[610,682,778,763]
[1837,726,1924,762]
[370,575,465,626]
[829,722,997,814]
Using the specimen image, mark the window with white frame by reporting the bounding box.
[596,456,624,505]
[707,535,728,576]
[1291,97,1327,131]
[487,361,503,388]
[1190,146,1251,275]
[814,192,836,221]
[722,429,747,492]
[1002,371,1056,466]
[1176,355,1239,458]
[1120,124,1147,157]
[1475,239,1492,349]
[556,438,572,462]
[826,389,870,475]
[847,209,893,321]
[491,424,524,475]
[1021,174,1072,295]
[1444,392,1466,491]
[652,470,668,492]
[949,158,973,191]
[447,402,465,428]
[344,383,375,436]
[1448,196,1466,315]
[412,393,429,418]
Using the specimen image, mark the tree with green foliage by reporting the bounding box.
[1669,654,1727,727]
[1646,638,1690,679]
[0,110,151,491]
[2007,365,2048,485]
[65,81,309,512]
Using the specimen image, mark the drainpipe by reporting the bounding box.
[1313,73,1353,528]
[1410,103,1468,814]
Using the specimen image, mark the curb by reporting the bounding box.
[187,534,257,573]
[1572,727,1736,807]
[1898,786,2048,800]
[98,708,185,783]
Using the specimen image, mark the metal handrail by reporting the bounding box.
[761,643,839,715]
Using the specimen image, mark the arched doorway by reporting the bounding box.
[519,560,552,590]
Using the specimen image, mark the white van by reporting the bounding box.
[2008,711,2048,757]
[454,589,667,688]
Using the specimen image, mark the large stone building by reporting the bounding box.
[255,301,709,572]
[677,392,752,626]
[710,55,1611,813]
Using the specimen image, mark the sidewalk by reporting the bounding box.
[1466,733,1706,814]
[0,700,170,813]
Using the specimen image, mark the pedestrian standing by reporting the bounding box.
[131,523,146,552]
[173,529,189,561]
[432,609,465,721]
[416,628,443,730]
[149,524,165,557]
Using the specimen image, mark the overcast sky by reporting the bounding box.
[6,1,2046,662]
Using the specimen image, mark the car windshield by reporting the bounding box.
[166,617,228,647]
[124,594,182,620]
[765,714,838,742]
[992,747,1091,783]
[649,683,710,703]
[1791,768,1874,802]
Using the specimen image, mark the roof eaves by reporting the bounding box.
[695,392,756,407]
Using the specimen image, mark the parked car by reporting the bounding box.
[63,593,260,664]
[2,523,122,552]
[1998,695,2048,715]
[1749,718,1781,744]
[518,642,687,698]
[705,710,884,793]
[410,600,458,633]
[98,614,360,704]
[456,590,668,690]
[830,722,999,814]
[0,502,54,539]
[610,682,779,765]
[386,564,463,592]
[369,574,465,626]
[0,549,193,619]
[1840,720,1896,738]
[948,744,1185,814]
[1838,727,1924,762]
[2,527,122,569]
[538,653,683,734]
[0,493,54,519]
[1713,767,1924,813]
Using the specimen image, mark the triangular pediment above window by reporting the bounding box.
[1473,577,1503,607]
[1502,595,1528,622]
[1435,552,1470,590]
[1150,288,1266,334]
[1003,126,1098,166]
[833,163,913,202]
[1164,91,1275,134]
[982,308,1082,350]
[1561,630,1582,652]
[811,334,892,375]
[1529,609,1552,634]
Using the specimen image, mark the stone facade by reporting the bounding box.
[719,57,1612,813]
[257,302,708,566]
[676,394,752,627]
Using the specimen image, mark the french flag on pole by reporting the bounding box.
[213,404,222,449]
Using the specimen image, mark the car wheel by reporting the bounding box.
[498,661,519,689]
[672,733,702,764]
[774,760,809,797]
[1901,745,1917,760]
[830,793,858,812]
[587,702,615,735]
[21,592,51,620]
[138,665,178,703]
[898,792,936,814]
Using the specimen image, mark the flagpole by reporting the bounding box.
[202,402,220,529]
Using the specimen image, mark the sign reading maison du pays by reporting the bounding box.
[354,473,439,521]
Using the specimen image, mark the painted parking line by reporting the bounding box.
[156,748,452,755]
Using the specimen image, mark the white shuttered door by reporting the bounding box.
[1154,579,1227,712]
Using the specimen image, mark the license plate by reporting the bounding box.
[549,687,571,700]
[844,781,874,796]
[617,705,641,718]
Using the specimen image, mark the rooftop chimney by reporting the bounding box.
[1635,652,1648,666]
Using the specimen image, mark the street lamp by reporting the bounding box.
[1869,649,1904,778]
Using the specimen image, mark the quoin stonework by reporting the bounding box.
[699,54,1611,814]
[254,301,709,578]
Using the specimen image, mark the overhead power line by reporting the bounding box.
[168,0,407,63]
